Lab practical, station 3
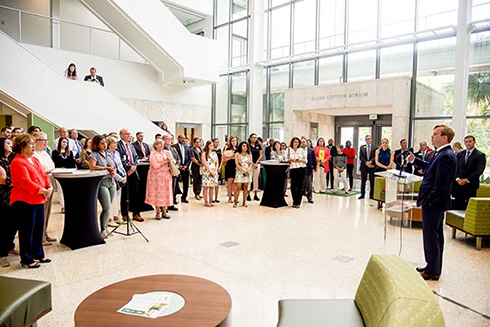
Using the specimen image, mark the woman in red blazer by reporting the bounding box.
[313,138,330,193]
[10,133,52,268]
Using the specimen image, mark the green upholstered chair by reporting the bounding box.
[0,276,51,327]
[276,255,445,327]
[373,177,385,203]
[446,184,490,250]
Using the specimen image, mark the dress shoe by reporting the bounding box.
[162,214,171,219]
[167,206,178,211]
[37,258,52,263]
[174,200,178,205]
[132,214,144,222]
[0,257,9,267]
[247,195,251,201]
[415,266,426,273]
[122,215,129,221]
[182,199,189,203]
[308,199,314,204]
[358,195,365,199]
[22,262,40,269]
[254,195,260,201]
[420,272,440,281]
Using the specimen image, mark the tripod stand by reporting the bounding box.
[106,174,149,242]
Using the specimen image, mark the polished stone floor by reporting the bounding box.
[2,186,490,326]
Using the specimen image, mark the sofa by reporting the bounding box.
[276,254,445,327]
[446,184,490,250]
[0,276,51,327]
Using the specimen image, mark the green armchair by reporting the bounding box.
[446,184,490,250]
[373,176,422,203]
[0,276,51,327]
[277,254,445,327]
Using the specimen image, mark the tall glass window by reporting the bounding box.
[232,19,248,66]
[418,0,458,30]
[319,0,345,49]
[270,5,291,58]
[293,0,316,54]
[231,72,247,123]
[380,45,413,78]
[293,61,315,88]
[319,55,343,84]
[416,38,456,117]
[380,0,415,38]
[348,0,377,44]
[348,50,376,81]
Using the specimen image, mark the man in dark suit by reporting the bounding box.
[84,67,105,86]
[358,135,377,200]
[116,128,143,221]
[301,137,317,204]
[414,141,433,176]
[394,138,413,173]
[408,124,457,280]
[172,134,191,203]
[133,132,151,160]
[451,135,486,210]
[326,138,337,189]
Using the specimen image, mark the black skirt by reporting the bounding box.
[224,159,236,180]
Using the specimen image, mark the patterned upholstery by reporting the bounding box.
[476,184,490,198]
[462,198,490,236]
[373,177,385,202]
[355,255,445,327]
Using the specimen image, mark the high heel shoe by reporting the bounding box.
[38,258,52,263]
[21,262,40,269]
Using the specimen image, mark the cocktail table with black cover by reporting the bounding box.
[53,170,107,250]
[260,161,290,208]
[136,161,156,213]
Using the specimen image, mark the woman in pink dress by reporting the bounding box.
[145,138,174,220]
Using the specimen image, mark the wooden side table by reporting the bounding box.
[75,275,232,327]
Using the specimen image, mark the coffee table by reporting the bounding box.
[75,275,232,327]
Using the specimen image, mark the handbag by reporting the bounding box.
[169,160,180,177]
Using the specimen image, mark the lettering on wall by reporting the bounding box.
[310,92,369,101]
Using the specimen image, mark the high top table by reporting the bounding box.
[75,275,232,327]
[260,161,290,208]
[53,170,108,250]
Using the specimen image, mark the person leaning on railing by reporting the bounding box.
[10,133,53,268]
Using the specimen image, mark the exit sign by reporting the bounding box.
[369,114,378,120]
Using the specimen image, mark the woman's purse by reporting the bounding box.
[169,160,180,177]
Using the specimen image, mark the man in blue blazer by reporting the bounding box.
[408,124,457,280]
[301,137,317,204]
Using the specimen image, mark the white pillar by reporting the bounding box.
[248,0,265,135]
[452,0,472,141]
[50,0,61,49]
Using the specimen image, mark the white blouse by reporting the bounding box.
[33,150,55,171]
[285,147,307,169]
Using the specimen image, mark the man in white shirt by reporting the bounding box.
[53,127,76,153]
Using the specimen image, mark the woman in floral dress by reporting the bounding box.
[234,141,252,208]
[145,138,174,219]
[201,140,219,207]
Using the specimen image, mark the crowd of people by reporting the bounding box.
[0,122,487,269]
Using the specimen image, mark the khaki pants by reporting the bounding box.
[333,169,348,192]
[313,169,326,192]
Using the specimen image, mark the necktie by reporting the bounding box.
[367,145,371,160]
[180,144,185,161]
[465,150,470,163]
[140,142,146,158]
[126,143,133,165]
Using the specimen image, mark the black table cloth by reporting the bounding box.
[54,171,107,250]
[136,162,155,213]
[260,161,289,208]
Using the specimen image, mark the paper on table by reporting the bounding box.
[118,293,172,318]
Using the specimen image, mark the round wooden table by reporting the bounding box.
[75,275,232,327]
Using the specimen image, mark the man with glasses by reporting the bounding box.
[116,128,143,222]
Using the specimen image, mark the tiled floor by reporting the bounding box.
[2,187,490,326]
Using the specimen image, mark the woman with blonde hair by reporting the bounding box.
[375,138,394,172]
[145,137,174,219]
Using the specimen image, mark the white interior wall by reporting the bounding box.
[0,0,50,15]
[24,44,212,106]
